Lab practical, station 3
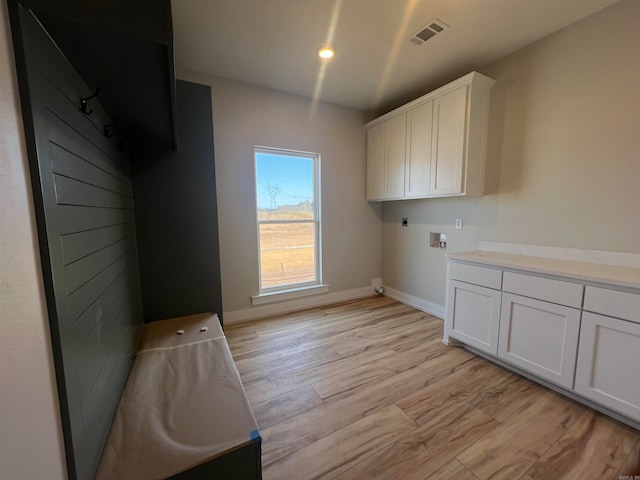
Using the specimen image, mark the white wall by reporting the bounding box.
[177,71,382,318]
[0,4,67,479]
[381,0,640,311]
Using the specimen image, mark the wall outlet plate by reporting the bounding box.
[455,218,463,229]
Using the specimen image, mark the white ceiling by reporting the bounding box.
[171,0,619,114]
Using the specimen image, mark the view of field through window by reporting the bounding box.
[255,150,319,290]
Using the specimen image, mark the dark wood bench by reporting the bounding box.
[95,313,262,479]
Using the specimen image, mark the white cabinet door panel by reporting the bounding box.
[384,114,406,199]
[366,123,385,200]
[575,312,640,422]
[447,280,501,355]
[430,86,467,196]
[498,293,580,388]
[405,102,432,198]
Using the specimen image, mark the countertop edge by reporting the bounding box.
[446,250,640,291]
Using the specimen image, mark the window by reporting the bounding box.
[254,147,321,295]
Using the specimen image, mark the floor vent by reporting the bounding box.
[408,19,448,46]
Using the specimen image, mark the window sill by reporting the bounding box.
[251,284,329,306]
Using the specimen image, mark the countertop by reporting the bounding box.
[447,250,640,290]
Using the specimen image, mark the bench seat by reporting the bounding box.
[95,313,261,480]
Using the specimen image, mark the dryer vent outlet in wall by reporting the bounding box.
[408,19,448,46]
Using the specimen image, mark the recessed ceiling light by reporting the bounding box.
[317,45,335,59]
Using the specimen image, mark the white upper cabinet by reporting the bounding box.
[366,71,495,201]
[405,101,433,198]
[366,115,406,201]
[384,114,407,199]
[430,86,467,196]
[366,123,385,200]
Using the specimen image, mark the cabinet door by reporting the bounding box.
[575,312,640,422]
[430,86,467,196]
[498,293,580,389]
[366,123,385,200]
[405,102,432,198]
[384,114,406,199]
[447,280,501,355]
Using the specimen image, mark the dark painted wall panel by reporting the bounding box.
[58,205,134,234]
[67,252,134,320]
[51,143,132,196]
[9,5,144,479]
[64,237,134,294]
[133,80,223,323]
[53,174,134,209]
[61,223,135,265]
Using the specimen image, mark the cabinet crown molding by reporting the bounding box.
[366,71,495,128]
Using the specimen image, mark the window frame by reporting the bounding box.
[254,146,322,296]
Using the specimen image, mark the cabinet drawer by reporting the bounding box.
[502,272,583,308]
[583,286,640,324]
[449,262,502,290]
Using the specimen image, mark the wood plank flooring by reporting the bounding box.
[225,296,640,480]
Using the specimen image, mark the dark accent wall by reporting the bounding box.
[8,5,143,480]
[9,1,224,477]
[19,0,177,151]
[132,80,224,324]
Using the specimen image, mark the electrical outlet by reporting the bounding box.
[401,217,408,227]
[455,218,463,230]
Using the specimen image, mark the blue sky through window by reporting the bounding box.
[256,152,314,210]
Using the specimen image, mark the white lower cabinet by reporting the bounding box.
[447,280,501,355]
[497,293,581,389]
[446,257,640,427]
[575,312,640,422]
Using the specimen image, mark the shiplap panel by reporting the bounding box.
[58,205,135,235]
[77,289,134,402]
[71,267,134,353]
[64,236,134,294]
[78,304,140,478]
[43,104,130,185]
[51,142,132,197]
[53,174,133,209]
[14,7,144,479]
[41,76,125,168]
[81,300,140,429]
[67,251,135,322]
[61,223,134,265]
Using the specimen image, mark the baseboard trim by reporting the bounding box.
[382,286,445,319]
[224,286,376,324]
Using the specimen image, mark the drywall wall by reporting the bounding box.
[0,4,66,479]
[177,70,382,315]
[381,0,640,312]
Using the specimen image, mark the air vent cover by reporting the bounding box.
[408,19,448,46]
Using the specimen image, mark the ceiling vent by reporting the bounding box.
[408,19,448,46]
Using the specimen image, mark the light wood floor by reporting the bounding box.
[225,296,640,480]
